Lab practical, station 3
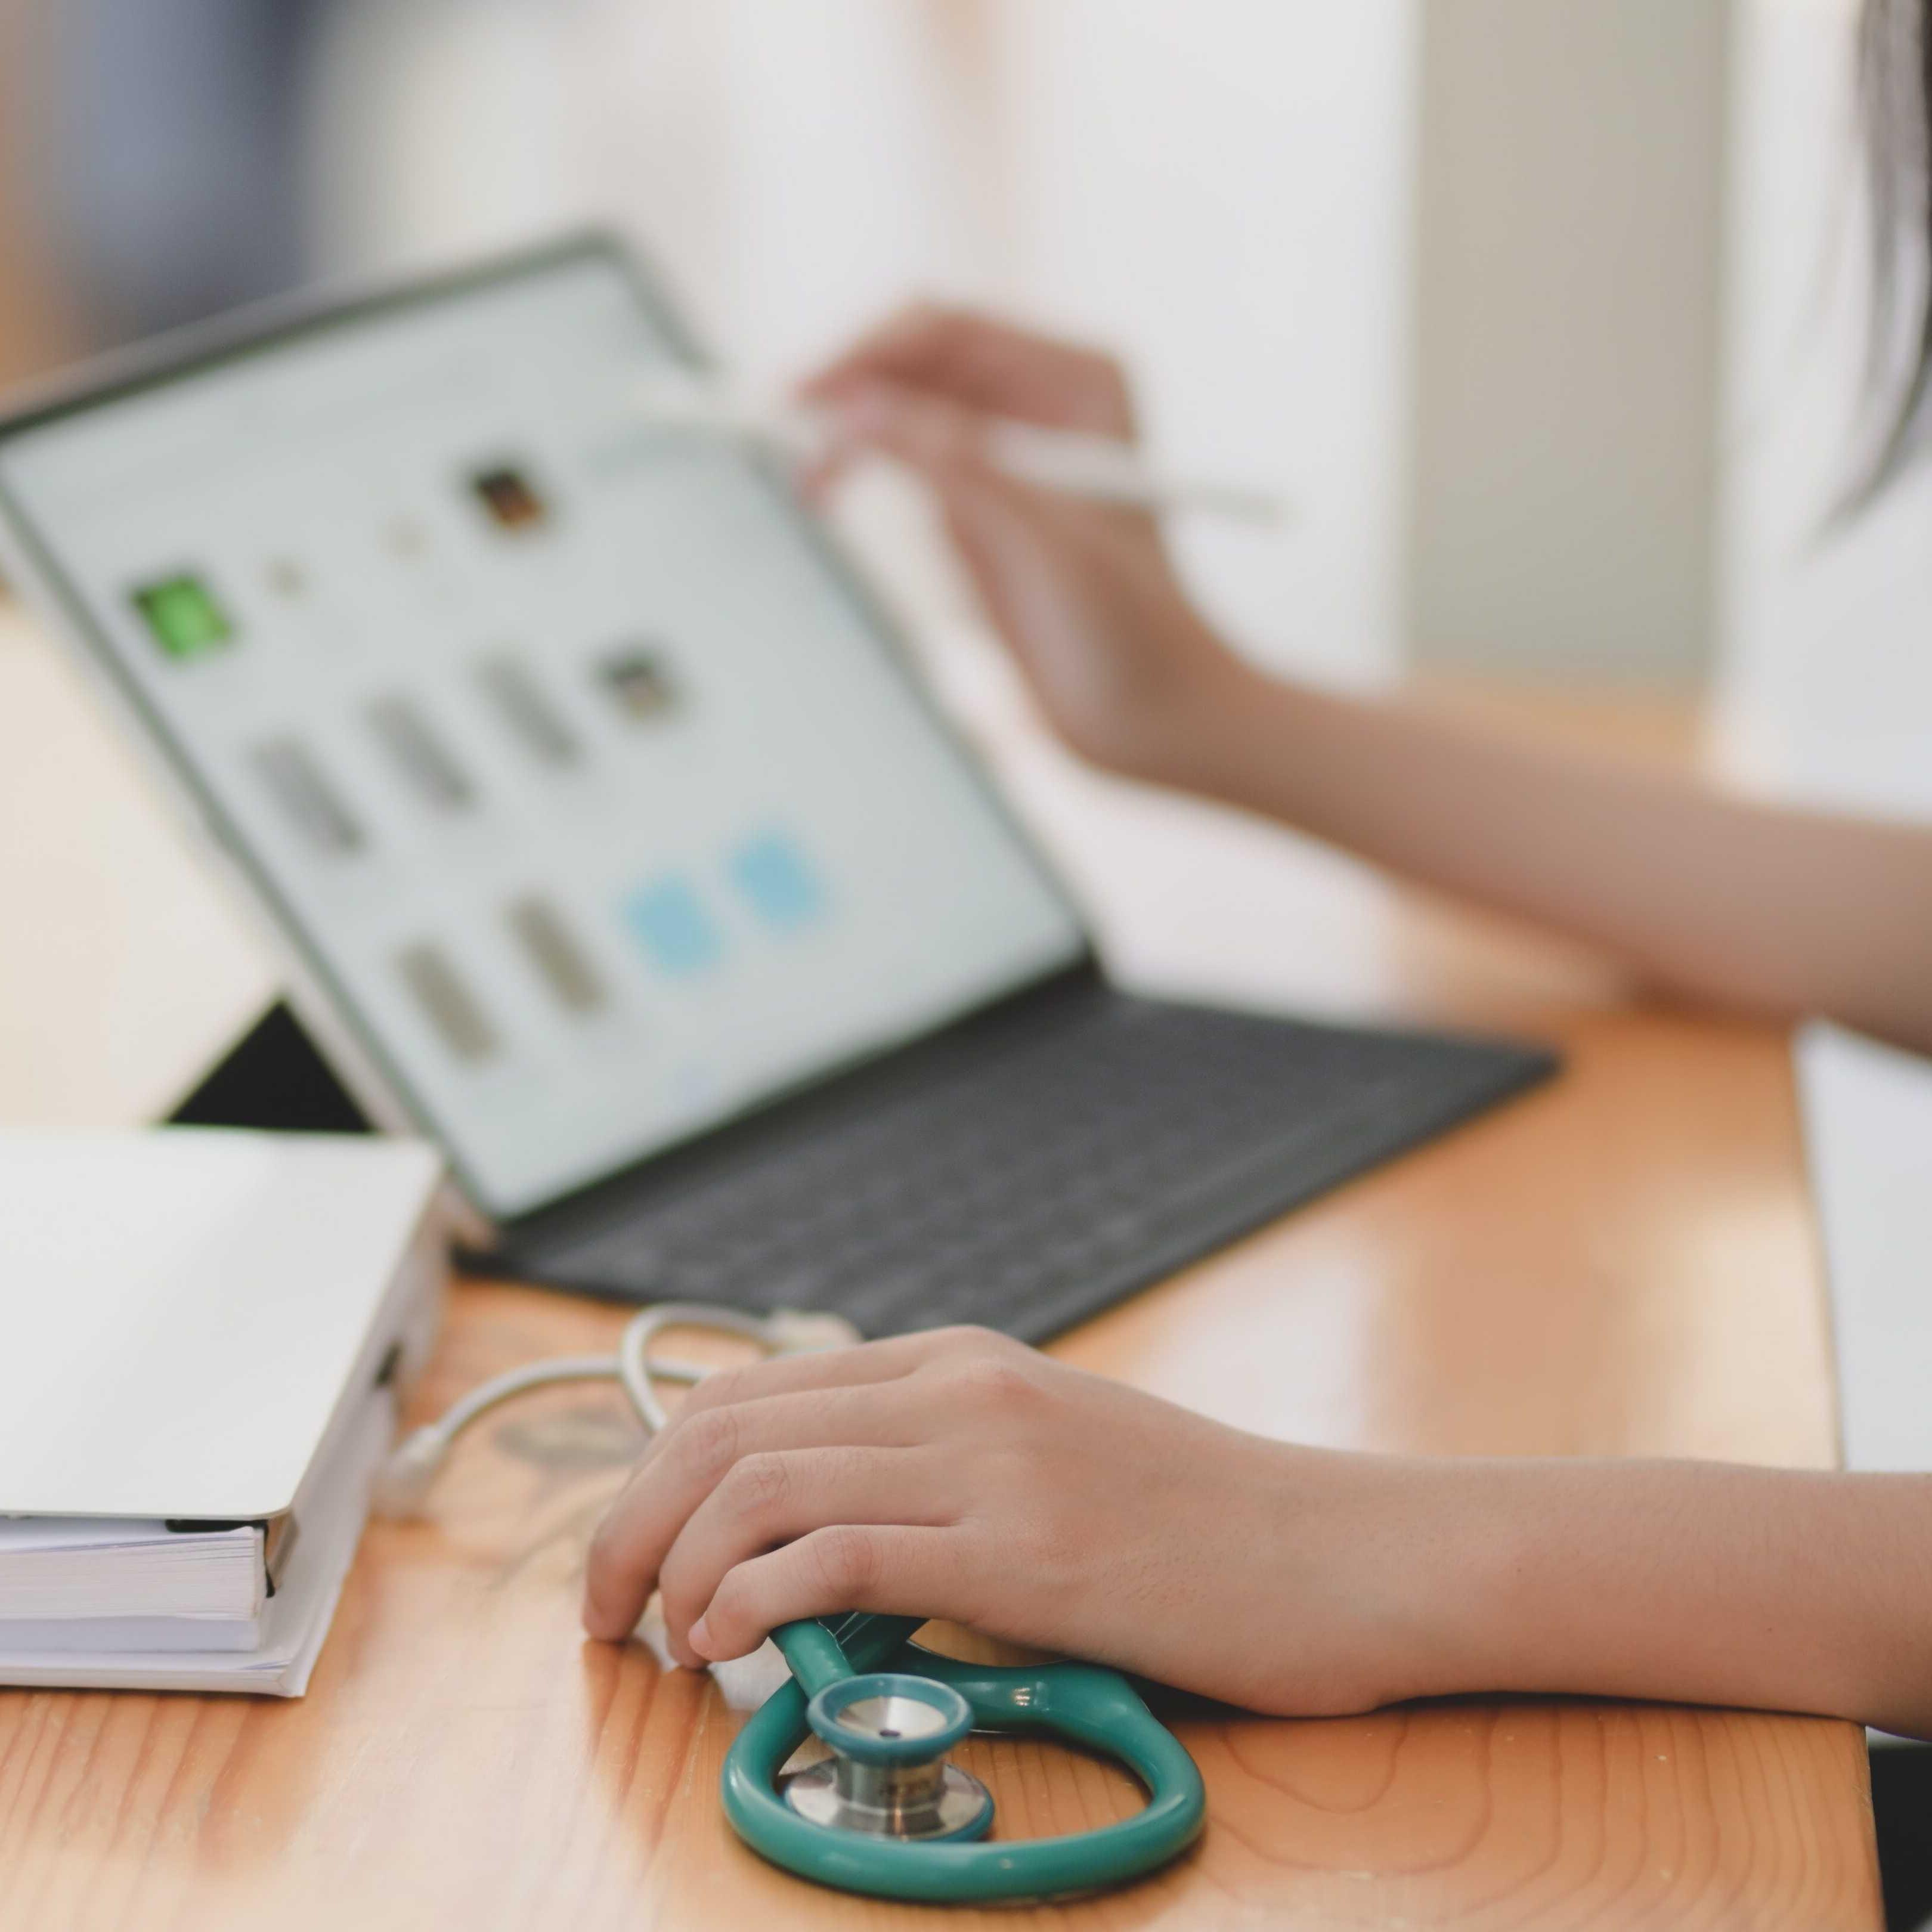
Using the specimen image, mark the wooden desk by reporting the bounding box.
[0,611,1883,1928]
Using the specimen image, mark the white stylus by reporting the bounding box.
[629,372,1292,527]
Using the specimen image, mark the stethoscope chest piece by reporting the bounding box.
[724,1614,1206,1903]
[384,1303,1209,1897]
[377,1303,1204,1903]
[781,1671,993,1842]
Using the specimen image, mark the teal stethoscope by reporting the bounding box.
[378,1303,1206,1904]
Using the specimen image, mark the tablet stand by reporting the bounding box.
[166,1000,372,1133]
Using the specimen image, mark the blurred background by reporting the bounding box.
[0,0,1902,702]
[0,0,1925,1115]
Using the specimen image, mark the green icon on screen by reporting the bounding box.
[131,574,235,662]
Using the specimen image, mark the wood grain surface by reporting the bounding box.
[0,1010,1881,1931]
[0,595,1882,1926]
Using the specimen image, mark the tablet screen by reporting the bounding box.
[0,248,1085,1216]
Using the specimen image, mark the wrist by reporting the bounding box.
[1353,1458,1820,1713]
[1237,1448,1520,1716]
[1299,1454,1550,1713]
[1375,1460,1546,1704]
[1120,644,1276,794]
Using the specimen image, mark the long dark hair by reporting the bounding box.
[1858,0,1932,497]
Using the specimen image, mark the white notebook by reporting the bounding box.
[0,1127,447,1692]
[0,1381,398,1690]
[0,1518,263,1621]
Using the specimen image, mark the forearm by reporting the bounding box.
[1383,1458,1932,1736]
[1168,663,1932,1051]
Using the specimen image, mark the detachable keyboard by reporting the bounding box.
[498,990,1556,1343]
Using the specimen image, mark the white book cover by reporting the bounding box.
[0,1127,447,1692]
[0,1127,444,1520]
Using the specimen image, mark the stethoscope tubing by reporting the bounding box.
[382,1304,1207,1901]
[723,1612,1207,1903]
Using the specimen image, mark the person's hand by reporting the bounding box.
[581,1324,1443,1717]
[800,305,1256,788]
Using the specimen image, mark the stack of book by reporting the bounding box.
[0,1128,446,1693]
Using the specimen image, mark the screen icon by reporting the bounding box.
[476,652,582,768]
[395,940,500,1063]
[623,876,724,978]
[469,462,550,533]
[366,693,478,812]
[507,894,606,1013]
[251,737,366,856]
[130,572,234,662]
[595,645,681,723]
[729,828,827,933]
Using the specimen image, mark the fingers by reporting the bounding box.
[796,369,978,504]
[801,301,985,399]
[811,380,1078,543]
[821,378,992,480]
[583,1374,946,1640]
[655,1444,951,1664]
[650,1325,967,1438]
[689,1525,971,1662]
[801,300,1135,436]
[583,1326,1026,1644]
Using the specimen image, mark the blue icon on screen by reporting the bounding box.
[729,829,827,934]
[622,876,725,977]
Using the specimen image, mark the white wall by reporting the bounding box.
[1407,0,1731,686]
[303,0,1417,692]
[994,1,1416,687]
[1714,0,1932,817]
[191,0,1932,743]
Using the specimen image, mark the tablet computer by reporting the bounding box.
[0,234,1553,1337]
[0,236,1086,1219]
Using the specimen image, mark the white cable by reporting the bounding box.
[374,1304,862,1518]
[618,1303,778,1435]
[373,1354,695,1518]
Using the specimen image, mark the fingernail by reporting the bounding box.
[688,1614,715,1659]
